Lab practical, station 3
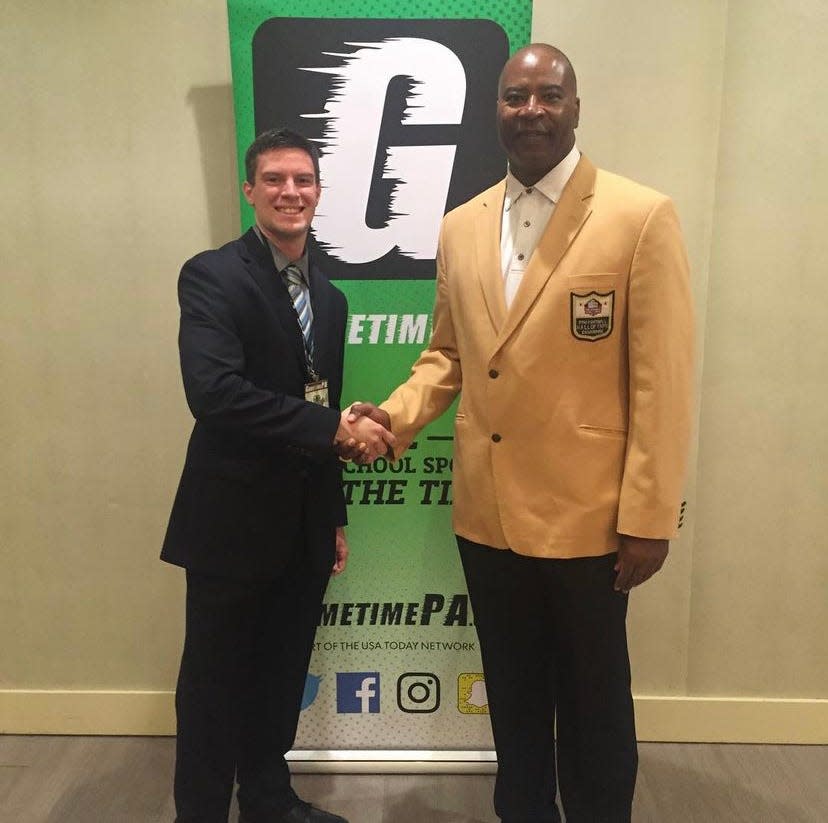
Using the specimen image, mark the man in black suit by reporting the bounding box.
[162,128,393,823]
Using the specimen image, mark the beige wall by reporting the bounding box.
[1,1,825,740]
[688,0,828,698]
[1,0,236,692]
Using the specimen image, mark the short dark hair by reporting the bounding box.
[244,128,321,184]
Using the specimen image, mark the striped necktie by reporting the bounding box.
[282,264,314,359]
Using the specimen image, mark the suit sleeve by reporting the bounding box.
[380,219,463,456]
[616,197,694,538]
[177,258,341,452]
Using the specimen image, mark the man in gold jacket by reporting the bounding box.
[354,44,693,823]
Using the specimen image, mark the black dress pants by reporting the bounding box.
[174,553,329,823]
[458,537,637,823]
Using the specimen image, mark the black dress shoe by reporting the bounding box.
[239,799,349,823]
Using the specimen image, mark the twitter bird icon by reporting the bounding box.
[301,673,322,710]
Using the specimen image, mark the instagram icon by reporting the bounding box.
[397,672,441,713]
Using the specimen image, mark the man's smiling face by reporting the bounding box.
[496,46,580,186]
[243,147,321,252]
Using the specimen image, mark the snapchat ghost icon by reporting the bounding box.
[458,673,489,714]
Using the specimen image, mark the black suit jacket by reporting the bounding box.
[161,228,348,580]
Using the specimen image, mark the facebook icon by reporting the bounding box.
[336,672,380,713]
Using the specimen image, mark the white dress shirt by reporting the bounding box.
[500,144,581,308]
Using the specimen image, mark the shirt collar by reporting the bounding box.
[252,225,309,284]
[504,144,581,211]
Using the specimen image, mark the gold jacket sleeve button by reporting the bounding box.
[491,433,502,443]
[488,369,499,379]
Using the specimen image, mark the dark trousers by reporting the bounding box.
[458,537,637,823]
[173,554,329,823]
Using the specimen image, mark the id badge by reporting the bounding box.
[305,379,329,406]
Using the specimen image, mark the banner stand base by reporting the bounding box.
[287,750,497,774]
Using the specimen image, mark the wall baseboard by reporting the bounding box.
[1,691,825,746]
[634,695,827,744]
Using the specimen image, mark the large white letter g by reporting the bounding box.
[300,38,466,264]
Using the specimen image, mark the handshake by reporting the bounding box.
[334,402,394,464]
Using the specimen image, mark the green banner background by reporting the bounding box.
[227,0,530,751]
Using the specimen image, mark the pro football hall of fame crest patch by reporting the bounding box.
[570,291,615,341]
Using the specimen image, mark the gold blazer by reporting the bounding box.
[382,155,694,558]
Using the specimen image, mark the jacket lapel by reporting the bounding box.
[493,155,596,355]
[307,262,332,375]
[239,228,307,371]
[474,180,508,334]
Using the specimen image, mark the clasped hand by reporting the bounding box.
[334,402,394,462]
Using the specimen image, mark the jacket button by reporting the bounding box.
[491,433,501,443]
[489,369,499,379]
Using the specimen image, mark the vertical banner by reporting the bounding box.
[227,1,531,754]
